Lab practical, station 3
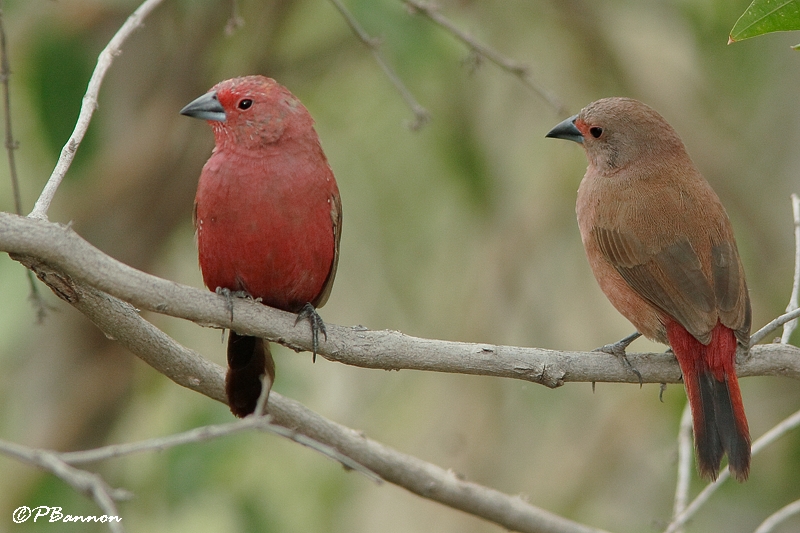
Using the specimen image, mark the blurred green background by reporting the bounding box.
[0,0,798,532]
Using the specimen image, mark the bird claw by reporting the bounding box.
[594,331,643,387]
[295,303,326,363]
[215,287,256,323]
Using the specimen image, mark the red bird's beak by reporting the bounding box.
[546,114,583,144]
[180,91,227,122]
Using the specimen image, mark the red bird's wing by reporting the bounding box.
[311,190,342,309]
[592,227,749,344]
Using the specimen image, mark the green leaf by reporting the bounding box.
[729,0,800,42]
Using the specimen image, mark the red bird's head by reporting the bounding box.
[181,75,316,152]
[546,97,689,172]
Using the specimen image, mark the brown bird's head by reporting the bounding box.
[546,97,689,172]
[180,75,315,152]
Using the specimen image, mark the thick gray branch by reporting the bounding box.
[0,212,797,387]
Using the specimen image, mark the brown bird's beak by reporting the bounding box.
[546,114,583,144]
[180,91,226,122]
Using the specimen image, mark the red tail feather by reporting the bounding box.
[667,320,751,481]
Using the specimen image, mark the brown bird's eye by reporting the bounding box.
[237,99,253,110]
[589,127,603,138]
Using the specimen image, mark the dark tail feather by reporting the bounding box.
[692,371,724,480]
[712,371,751,481]
[668,321,751,482]
[225,333,276,418]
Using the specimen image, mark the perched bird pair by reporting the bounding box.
[181,77,750,481]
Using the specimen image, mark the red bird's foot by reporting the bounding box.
[295,303,327,363]
[215,286,260,322]
[594,331,643,386]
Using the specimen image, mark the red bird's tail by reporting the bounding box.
[225,333,276,418]
[667,321,751,482]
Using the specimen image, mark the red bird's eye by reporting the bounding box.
[589,127,603,138]
[237,99,253,110]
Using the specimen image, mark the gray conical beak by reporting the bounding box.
[180,91,226,122]
[546,114,583,144]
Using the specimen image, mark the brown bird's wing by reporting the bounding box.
[711,240,751,345]
[311,190,342,308]
[593,227,721,344]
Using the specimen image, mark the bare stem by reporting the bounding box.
[328,0,430,130]
[663,407,800,533]
[0,0,20,214]
[402,0,568,116]
[671,404,693,533]
[59,415,381,483]
[224,0,244,35]
[750,307,800,346]
[0,0,47,320]
[782,193,800,344]
[754,498,800,533]
[28,0,167,220]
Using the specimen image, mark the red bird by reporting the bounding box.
[181,76,342,417]
[547,98,751,481]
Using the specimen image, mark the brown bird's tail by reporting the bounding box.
[225,332,276,418]
[667,321,751,481]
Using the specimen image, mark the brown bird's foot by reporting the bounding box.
[215,287,260,322]
[594,331,643,386]
[295,303,327,363]
[660,348,675,401]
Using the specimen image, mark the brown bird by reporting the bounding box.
[547,97,751,481]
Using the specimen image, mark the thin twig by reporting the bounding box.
[751,407,800,460]
[750,307,800,346]
[328,0,430,130]
[782,193,800,344]
[0,0,47,321]
[28,0,167,220]
[0,439,129,533]
[0,0,20,215]
[224,0,244,36]
[754,498,800,533]
[663,407,800,533]
[671,404,693,533]
[60,415,381,483]
[402,0,568,116]
[253,373,271,416]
